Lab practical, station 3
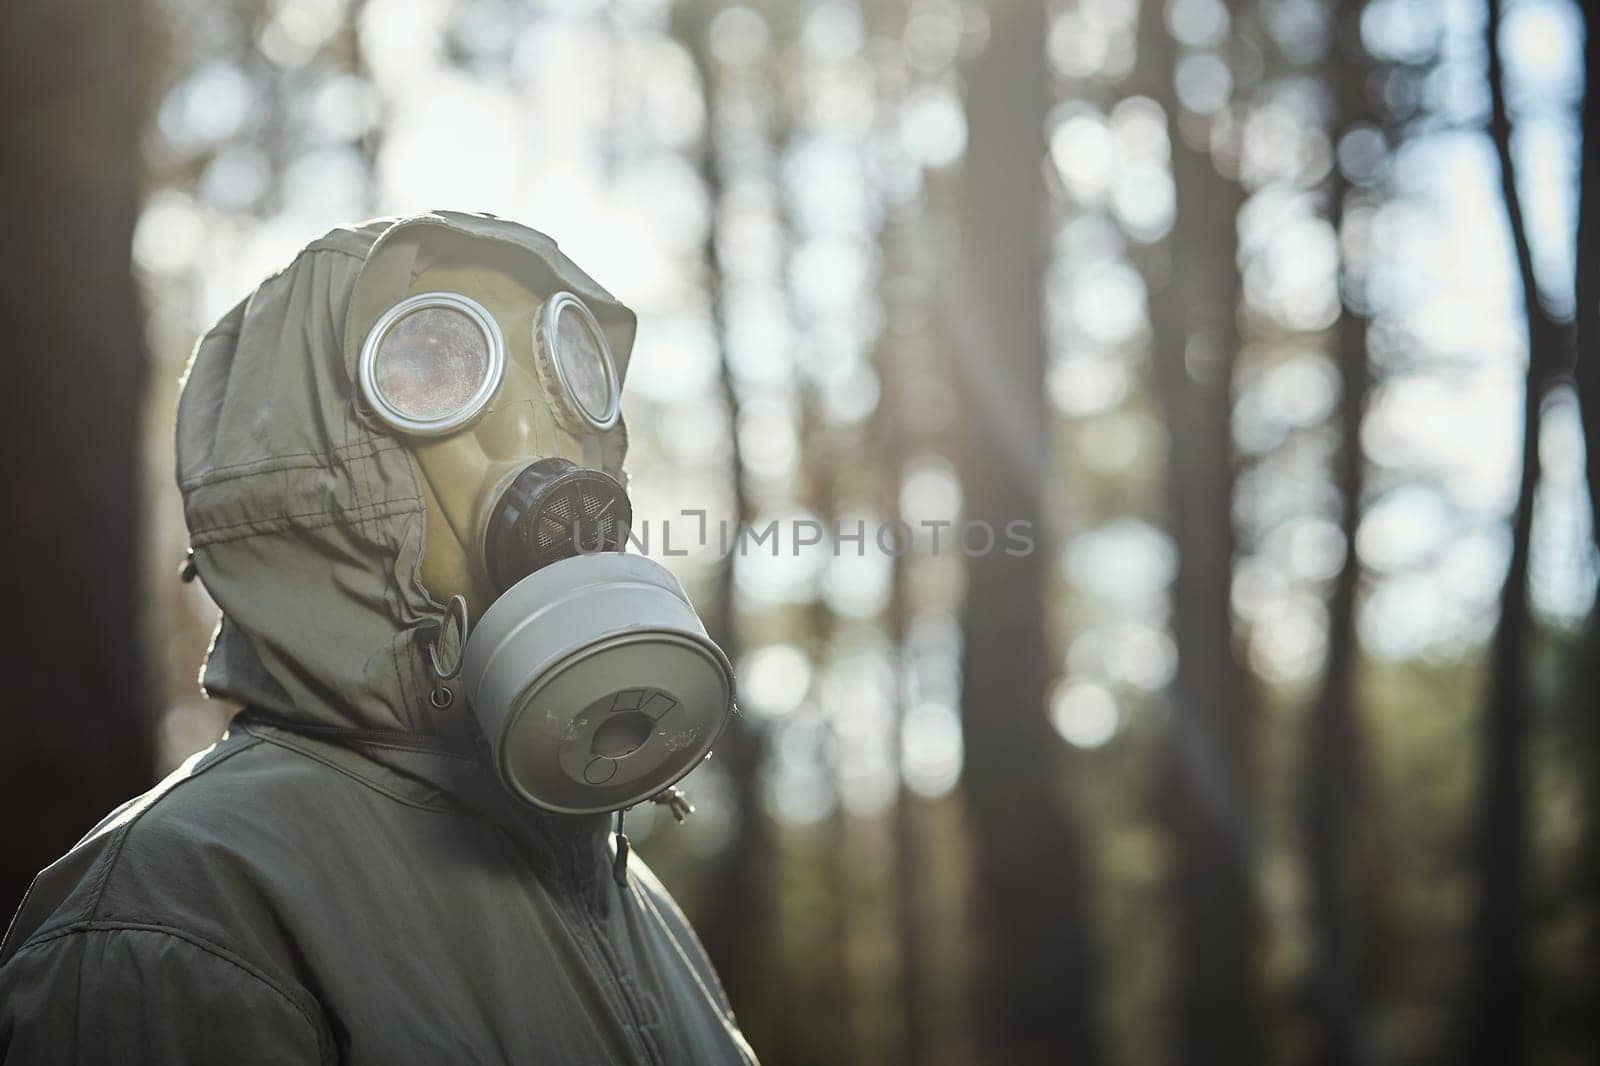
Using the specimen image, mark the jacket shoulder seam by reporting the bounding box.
[87,736,266,919]
[9,920,327,1044]
[242,723,465,813]
[303,241,368,261]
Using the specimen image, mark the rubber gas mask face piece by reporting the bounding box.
[357,254,734,816]
[359,278,632,602]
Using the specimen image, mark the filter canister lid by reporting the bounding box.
[462,552,735,814]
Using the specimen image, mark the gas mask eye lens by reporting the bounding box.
[359,292,505,436]
[535,292,620,433]
[555,306,610,422]
[376,307,489,420]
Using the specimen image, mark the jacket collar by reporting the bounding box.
[234,713,613,857]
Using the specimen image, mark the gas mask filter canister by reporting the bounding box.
[359,276,736,815]
[461,551,735,815]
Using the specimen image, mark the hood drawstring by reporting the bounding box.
[652,786,694,823]
[612,809,631,886]
[612,788,696,887]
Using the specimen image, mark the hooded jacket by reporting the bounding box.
[0,212,758,1066]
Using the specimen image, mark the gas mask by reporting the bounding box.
[357,248,734,816]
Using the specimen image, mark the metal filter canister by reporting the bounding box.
[461,551,735,815]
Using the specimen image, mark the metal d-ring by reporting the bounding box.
[428,594,470,683]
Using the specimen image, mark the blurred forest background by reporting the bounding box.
[2,0,1596,1063]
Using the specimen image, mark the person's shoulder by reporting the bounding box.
[0,729,341,1061]
[0,724,358,963]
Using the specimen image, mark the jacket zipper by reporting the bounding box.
[561,830,664,1066]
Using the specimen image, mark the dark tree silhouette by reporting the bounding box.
[1304,4,1385,1064]
[949,3,1102,1064]
[876,226,931,1066]
[1572,6,1600,1061]
[678,5,781,1056]
[1573,0,1600,548]
[0,0,155,917]
[1134,0,1260,1062]
[1468,1,1576,1063]
[866,19,934,1049]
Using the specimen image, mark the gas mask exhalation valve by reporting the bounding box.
[485,457,633,593]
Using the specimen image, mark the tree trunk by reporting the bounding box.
[1305,219,1373,1066]
[1573,0,1600,545]
[949,4,1102,1064]
[1467,1,1573,1062]
[0,0,155,917]
[1571,7,1600,1063]
[875,199,931,1066]
[1304,6,1383,1064]
[864,7,933,1057]
[1134,1,1260,1062]
[677,3,779,1051]
[1152,161,1259,1066]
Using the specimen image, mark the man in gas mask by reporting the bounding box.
[0,212,755,1065]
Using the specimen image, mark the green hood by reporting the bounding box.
[177,211,637,737]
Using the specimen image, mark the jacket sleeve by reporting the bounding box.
[0,925,334,1065]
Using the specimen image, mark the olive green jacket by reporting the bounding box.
[0,213,756,1065]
